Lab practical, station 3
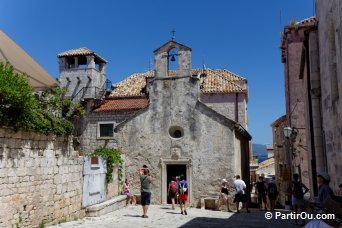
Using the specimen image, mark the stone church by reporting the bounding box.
[58,39,251,206]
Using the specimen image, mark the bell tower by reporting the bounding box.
[57,47,110,102]
[154,40,192,78]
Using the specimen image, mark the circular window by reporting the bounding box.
[169,126,184,139]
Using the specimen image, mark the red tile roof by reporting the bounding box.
[110,68,248,97]
[93,98,148,112]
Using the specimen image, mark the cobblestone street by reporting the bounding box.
[49,205,297,228]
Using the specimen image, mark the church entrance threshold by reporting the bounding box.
[166,164,186,204]
[159,158,192,204]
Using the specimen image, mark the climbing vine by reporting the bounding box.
[91,147,123,183]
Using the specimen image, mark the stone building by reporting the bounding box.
[271,115,289,206]
[296,0,342,194]
[315,0,342,193]
[58,39,251,207]
[281,18,314,193]
[279,0,342,198]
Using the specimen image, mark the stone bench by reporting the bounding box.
[200,197,219,210]
[85,195,127,217]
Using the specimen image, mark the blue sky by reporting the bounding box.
[0,0,314,144]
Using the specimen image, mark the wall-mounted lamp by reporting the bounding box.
[283,126,298,142]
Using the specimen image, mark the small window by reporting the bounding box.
[91,157,100,168]
[98,122,114,138]
[169,126,184,139]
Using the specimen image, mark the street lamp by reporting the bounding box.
[283,127,293,138]
[283,126,298,141]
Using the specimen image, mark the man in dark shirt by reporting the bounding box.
[255,176,267,211]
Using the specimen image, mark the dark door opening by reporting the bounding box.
[166,164,186,204]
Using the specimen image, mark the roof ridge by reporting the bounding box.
[220,69,247,81]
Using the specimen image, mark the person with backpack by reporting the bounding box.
[288,173,309,225]
[255,176,267,211]
[267,177,278,212]
[177,174,189,215]
[168,176,178,210]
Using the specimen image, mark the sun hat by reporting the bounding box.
[317,172,330,182]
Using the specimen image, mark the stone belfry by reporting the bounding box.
[57,47,110,101]
[147,39,201,139]
[154,39,192,78]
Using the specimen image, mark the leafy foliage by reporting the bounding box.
[91,147,123,183]
[0,62,78,135]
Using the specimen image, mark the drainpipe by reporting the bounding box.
[235,93,239,123]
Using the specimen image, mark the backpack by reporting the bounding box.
[268,183,277,195]
[170,181,178,193]
[292,181,304,199]
[178,182,188,195]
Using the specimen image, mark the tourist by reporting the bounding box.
[178,174,189,215]
[255,176,267,211]
[233,175,250,213]
[217,179,231,212]
[267,177,278,212]
[306,173,335,228]
[168,176,178,210]
[317,172,334,205]
[139,165,152,218]
[123,179,137,206]
[288,173,309,225]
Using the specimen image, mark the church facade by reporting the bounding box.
[58,39,251,206]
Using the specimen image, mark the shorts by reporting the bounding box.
[178,194,188,202]
[219,193,229,201]
[292,195,304,206]
[258,193,266,202]
[268,194,277,201]
[234,192,247,203]
[141,192,151,206]
[169,191,177,199]
[125,192,133,197]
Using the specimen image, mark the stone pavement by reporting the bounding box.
[49,205,298,228]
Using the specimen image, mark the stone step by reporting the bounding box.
[85,195,127,217]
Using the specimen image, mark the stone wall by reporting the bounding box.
[0,128,84,227]
[200,93,247,129]
[316,0,342,192]
[284,35,310,189]
[76,109,136,154]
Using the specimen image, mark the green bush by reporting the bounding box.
[0,62,75,135]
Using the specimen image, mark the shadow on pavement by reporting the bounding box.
[179,211,297,228]
[166,211,181,214]
[123,214,142,218]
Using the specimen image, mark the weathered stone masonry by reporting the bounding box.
[0,128,84,227]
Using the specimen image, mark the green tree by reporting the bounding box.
[0,63,39,129]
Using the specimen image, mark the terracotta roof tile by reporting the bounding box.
[295,16,316,26]
[110,68,248,97]
[93,98,148,112]
[58,47,107,63]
